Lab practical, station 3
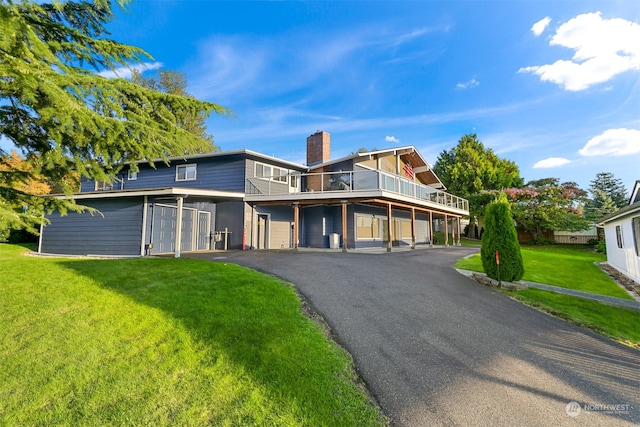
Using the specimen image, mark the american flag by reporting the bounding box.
[403,162,414,180]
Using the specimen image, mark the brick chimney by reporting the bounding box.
[306,130,330,166]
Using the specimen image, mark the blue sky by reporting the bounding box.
[8,0,640,194]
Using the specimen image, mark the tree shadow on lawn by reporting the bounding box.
[57,256,380,425]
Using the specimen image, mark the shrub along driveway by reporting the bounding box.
[191,247,640,426]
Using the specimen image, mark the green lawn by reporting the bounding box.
[432,231,481,247]
[0,244,385,426]
[504,288,640,348]
[455,244,632,299]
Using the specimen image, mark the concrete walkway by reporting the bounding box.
[456,269,640,311]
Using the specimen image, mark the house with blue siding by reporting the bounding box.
[39,131,469,256]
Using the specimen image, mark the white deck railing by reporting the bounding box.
[246,169,469,212]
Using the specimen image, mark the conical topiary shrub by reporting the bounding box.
[481,193,524,282]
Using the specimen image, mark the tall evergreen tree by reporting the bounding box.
[586,189,618,222]
[131,69,216,149]
[585,172,628,220]
[0,0,230,235]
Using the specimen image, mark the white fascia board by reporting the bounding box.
[52,187,245,200]
[597,204,640,226]
[127,149,306,171]
[245,190,385,203]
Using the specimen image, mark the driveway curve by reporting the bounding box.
[190,247,640,426]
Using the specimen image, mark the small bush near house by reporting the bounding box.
[530,237,556,246]
[587,238,607,254]
[481,193,524,282]
[5,228,39,244]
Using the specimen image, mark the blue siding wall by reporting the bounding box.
[215,201,247,250]
[81,155,248,193]
[41,198,143,255]
[303,206,343,248]
[80,153,306,194]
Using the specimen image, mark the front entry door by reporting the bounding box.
[257,214,269,249]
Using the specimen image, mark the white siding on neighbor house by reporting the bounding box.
[603,217,640,285]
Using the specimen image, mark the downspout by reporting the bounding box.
[175,196,184,258]
[140,195,148,256]
[37,213,45,253]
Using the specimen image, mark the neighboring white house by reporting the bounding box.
[597,180,640,285]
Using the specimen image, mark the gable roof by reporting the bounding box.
[596,180,640,226]
[629,180,640,205]
[310,146,446,190]
[598,200,640,225]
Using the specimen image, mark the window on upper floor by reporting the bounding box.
[128,169,138,180]
[255,162,289,183]
[176,164,197,181]
[95,181,113,191]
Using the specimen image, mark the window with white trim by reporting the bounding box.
[176,164,197,181]
[255,162,289,183]
[632,217,640,256]
[616,225,623,248]
[128,169,138,180]
[95,181,113,191]
[356,215,380,239]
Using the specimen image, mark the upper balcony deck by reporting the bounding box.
[246,169,469,216]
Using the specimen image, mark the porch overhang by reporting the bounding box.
[52,187,245,201]
[245,191,469,217]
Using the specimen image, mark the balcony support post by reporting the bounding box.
[341,200,348,252]
[429,211,434,247]
[387,203,393,252]
[293,202,299,249]
[444,214,449,247]
[411,208,416,250]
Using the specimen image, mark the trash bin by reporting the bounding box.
[329,233,340,249]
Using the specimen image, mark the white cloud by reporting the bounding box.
[531,17,551,37]
[456,78,479,89]
[97,62,163,79]
[519,12,640,91]
[385,136,400,143]
[578,128,640,156]
[532,157,571,168]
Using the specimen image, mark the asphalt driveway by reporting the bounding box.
[189,247,640,426]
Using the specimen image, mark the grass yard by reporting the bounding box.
[0,244,385,426]
[455,244,632,299]
[503,288,640,349]
[432,231,480,247]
